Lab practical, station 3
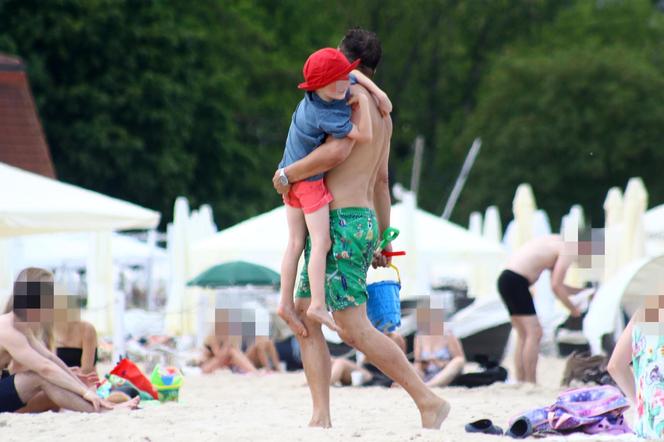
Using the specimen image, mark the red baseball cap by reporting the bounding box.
[298,48,361,91]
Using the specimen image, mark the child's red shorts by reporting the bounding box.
[282,179,333,214]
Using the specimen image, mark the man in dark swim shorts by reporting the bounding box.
[497,235,584,384]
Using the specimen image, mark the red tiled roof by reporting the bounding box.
[0,53,56,178]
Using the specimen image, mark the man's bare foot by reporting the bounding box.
[278,303,308,337]
[420,397,450,429]
[106,396,140,411]
[306,306,340,332]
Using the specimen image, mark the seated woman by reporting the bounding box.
[52,290,100,386]
[414,329,466,388]
[244,336,283,372]
[201,333,257,374]
[330,331,406,387]
[608,297,664,440]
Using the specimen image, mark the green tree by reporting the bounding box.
[456,4,664,229]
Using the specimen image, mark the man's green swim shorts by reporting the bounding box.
[295,207,379,312]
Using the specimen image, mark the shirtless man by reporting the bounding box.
[0,267,139,413]
[273,28,449,429]
[497,235,583,384]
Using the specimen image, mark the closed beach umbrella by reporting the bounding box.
[603,187,624,283]
[483,206,502,243]
[620,178,648,267]
[469,212,483,237]
[511,183,537,251]
[188,261,280,288]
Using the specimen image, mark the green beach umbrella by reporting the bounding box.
[187,260,280,288]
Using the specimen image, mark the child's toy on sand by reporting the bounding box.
[150,365,183,403]
[367,227,405,333]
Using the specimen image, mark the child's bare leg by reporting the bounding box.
[278,206,308,337]
[304,205,338,332]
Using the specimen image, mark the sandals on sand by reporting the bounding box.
[465,419,504,436]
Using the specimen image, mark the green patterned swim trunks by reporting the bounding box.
[295,207,379,312]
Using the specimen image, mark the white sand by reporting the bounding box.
[1,356,641,442]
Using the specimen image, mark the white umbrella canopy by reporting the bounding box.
[583,254,664,354]
[0,162,160,236]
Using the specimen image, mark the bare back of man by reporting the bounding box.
[324,84,390,209]
[505,235,563,283]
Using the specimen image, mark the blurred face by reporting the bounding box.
[13,280,54,330]
[53,289,82,323]
[416,298,446,336]
[317,79,350,101]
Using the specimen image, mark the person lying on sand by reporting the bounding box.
[0,267,139,413]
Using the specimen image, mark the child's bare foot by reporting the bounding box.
[306,306,340,332]
[420,397,450,429]
[277,303,308,337]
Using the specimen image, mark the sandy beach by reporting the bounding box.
[0,356,641,442]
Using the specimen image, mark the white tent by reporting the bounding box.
[645,204,664,257]
[0,162,159,236]
[192,202,506,300]
[12,232,166,269]
[583,254,664,354]
[0,162,160,336]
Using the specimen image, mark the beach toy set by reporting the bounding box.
[150,364,184,402]
[97,357,183,404]
[367,227,406,333]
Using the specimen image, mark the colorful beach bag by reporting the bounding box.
[150,365,183,403]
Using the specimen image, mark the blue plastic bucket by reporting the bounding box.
[366,265,401,332]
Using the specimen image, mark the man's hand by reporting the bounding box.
[71,367,100,387]
[83,389,106,411]
[371,243,392,269]
[272,169,291,195]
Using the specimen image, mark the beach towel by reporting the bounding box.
[506,386,632,438]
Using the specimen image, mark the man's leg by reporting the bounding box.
[333,304,450,429]
[294,297,332,427]
[14,371,96,412]
[517,315,542,384]
[511,317,526,382]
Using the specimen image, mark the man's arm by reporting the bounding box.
[26,331,89,388]
[550,255,582,315]
[273,135,355,194]
[373,117,392,235]
[5,329,89,397]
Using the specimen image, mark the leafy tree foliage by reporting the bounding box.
[0,0,661,231]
